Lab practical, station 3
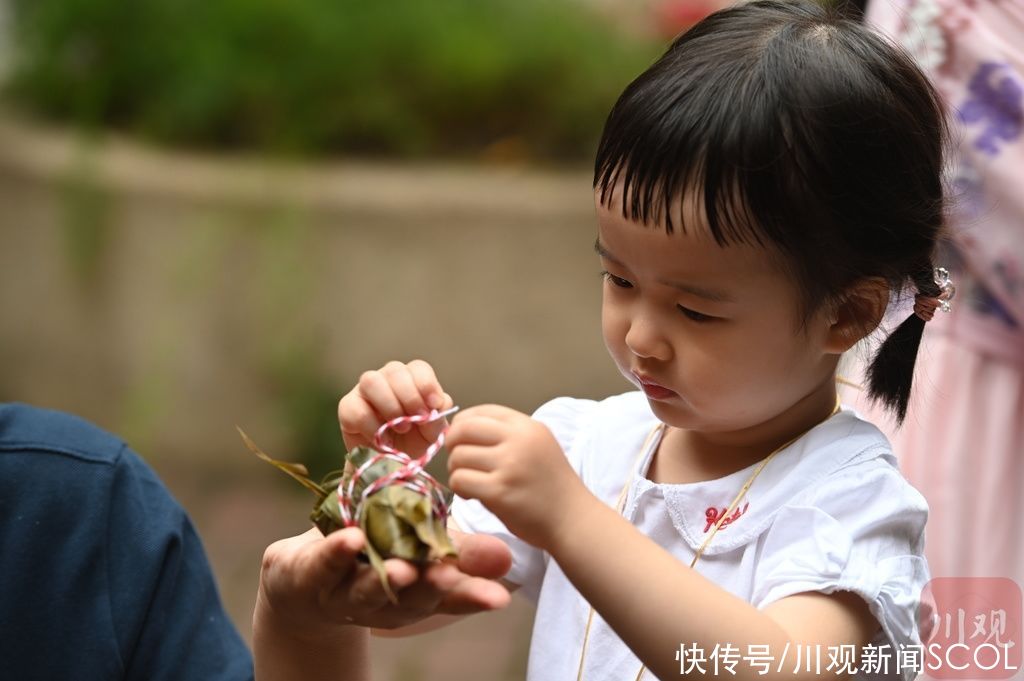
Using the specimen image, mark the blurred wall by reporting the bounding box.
[0,115,629,459]
[0,113,631,679]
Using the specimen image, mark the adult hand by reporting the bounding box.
[257,526,512,637]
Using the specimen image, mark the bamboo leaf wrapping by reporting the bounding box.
[239,427,456,603]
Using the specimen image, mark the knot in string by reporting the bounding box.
[337,406,458,527]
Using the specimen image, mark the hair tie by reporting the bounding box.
[913,266,955,322]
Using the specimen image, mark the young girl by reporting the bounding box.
[254,2,950,679]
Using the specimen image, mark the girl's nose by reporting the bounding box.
[624,316,672,361]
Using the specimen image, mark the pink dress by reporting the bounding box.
[844,0,1024,588]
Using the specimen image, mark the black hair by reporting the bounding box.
[593,0,948,425]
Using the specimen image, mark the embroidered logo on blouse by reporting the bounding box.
[704,502,749,533]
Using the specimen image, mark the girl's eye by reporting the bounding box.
[678,305,716,322]
[601,271,633,289]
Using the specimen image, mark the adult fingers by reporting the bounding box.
[436,575,512,615]
[395,549,511,617]
[300,527,366,588]
[385,562,462,617]
[344,557,420,612]
[406,560,510,616]
[260,527,363,605]
[451,533,512,580]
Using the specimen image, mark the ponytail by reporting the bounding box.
[866,265,948,425]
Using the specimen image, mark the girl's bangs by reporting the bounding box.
[592,51,794,250]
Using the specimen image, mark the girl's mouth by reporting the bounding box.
[632,373,678,401]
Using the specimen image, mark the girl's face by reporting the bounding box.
[596,190,841,440]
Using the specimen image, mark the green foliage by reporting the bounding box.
[270,350,348,483]
[6,0,659,159]
[244,214,348,479]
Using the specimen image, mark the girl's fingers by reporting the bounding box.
[416,391,455,443]
[447,415,506,448]
[338,392,378,445]
[447,445,499,474]
[456,404,517,422]
[447,468,493,501]
[407,360,446,411]
[357,369,405,421]
[341,361,452,442]
[381,362,427,433]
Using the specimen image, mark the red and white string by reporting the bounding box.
[337,406,458,527]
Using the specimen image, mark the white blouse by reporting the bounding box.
[450,391,933,681]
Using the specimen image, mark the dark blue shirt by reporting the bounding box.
[0,403,254,680]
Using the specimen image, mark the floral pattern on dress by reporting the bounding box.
[959,62,1024,155]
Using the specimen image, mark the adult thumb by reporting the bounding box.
[299,527,366,589]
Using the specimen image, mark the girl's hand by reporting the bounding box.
[446,405,592,550]
[256,526,512,638]
[338,360,455,458]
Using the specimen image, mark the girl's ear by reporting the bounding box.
[823,277,890,354]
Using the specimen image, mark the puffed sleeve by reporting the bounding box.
[751,460,932,681]
[449,396,595,603]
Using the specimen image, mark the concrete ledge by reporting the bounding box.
[0,109,621,463]
[0,109,594,218]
